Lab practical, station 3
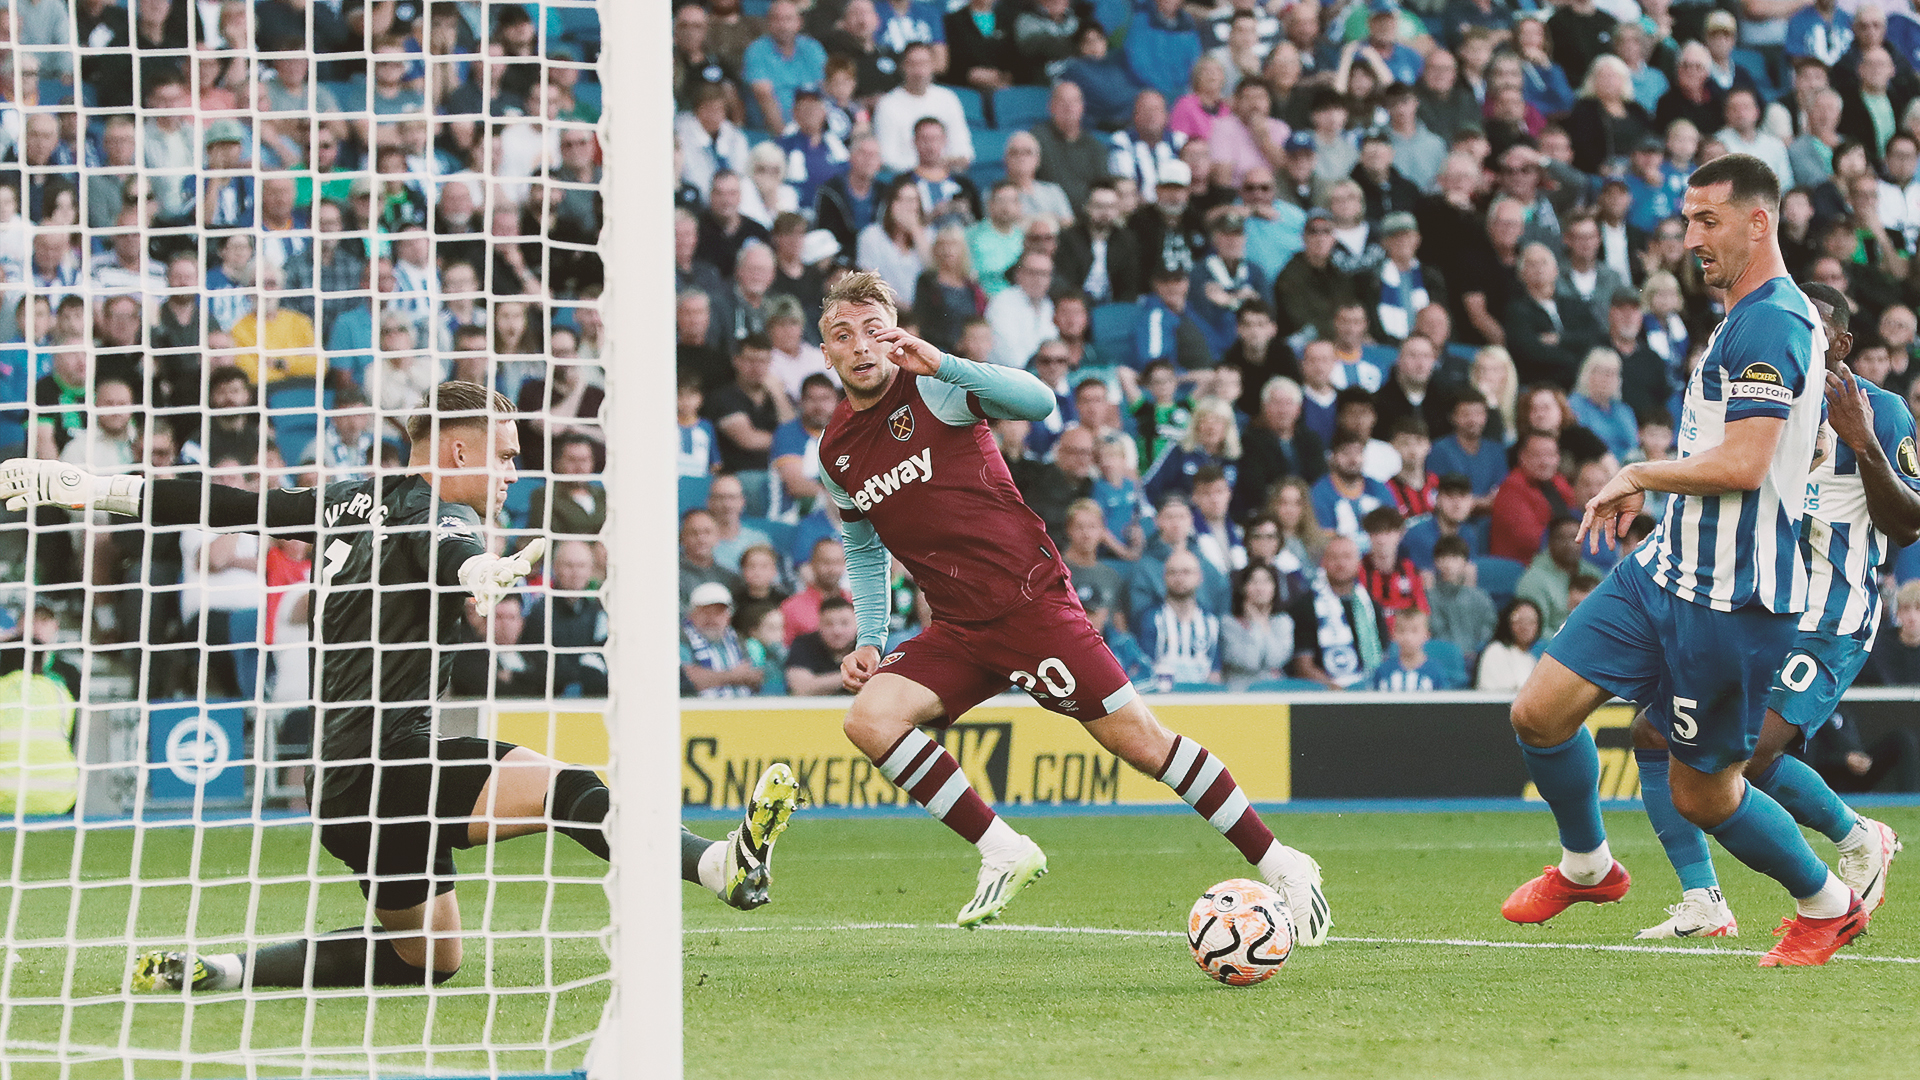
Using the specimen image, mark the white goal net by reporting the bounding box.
[0,1,644,1075]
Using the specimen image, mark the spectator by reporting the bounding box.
[944,0,1014,96]
[1296,339,1340,445]
[765,294,828,402]
[912,227,986,354]
[1139,549,1222,685]
[1004,130,1073,229]
[1370,609,1467,691]
[1239,166,1307,284]
[776,89,847,214]
[1403,470,1486,568]
[742,142,801,228]
[905,117,983,231]
[1362,213,1446,347]
[1490,428,1575,561]
[1801,711,1920,794]
[1568,348,1637,461]
[1061,498,1129,626]
[712,241,781,355]
[732,546,793,627]
[995,417,1089,541]
[1273,210,1356,345]
[1427,391,1505,505]
[771,373,840,522]
[704,332,792,515]
[680,500,753,612]
[531,434,609,540]
[178,366,261,468]
[56,374,138,473]
[696,171,772,280]
[1220,300,1296,414]
[1297,533,1386,689]
[1093,435,1152,562]
[1062,21,1142,132]
[1133,264,1214,371]
[681,581,760,698]
[451,597,547,700]
[1717,87,1793,191]
[1128,157,1205,282]
[986,251,1059,368]
[1476,597,1543,691]
[319,385,374,479]
[1110,90,1188,195]
[1127,494,1231,623]
[1864,581,1920,686]
[1381,82,1446,191]
[1514,516,1604,637]
[1171,55,1233,144]
[1268,475,1327,569]
[1505,242,1602,389]
[1188,463,1243,575]
[858,178,932,299]
[1427,534,1497,662]
[227,265,318,388]
[1333,385,1400,482]
[1359,504,1427,619]
[967,181,1029,296]
[1012,0,1080,86]
[1385,415,1436,517]
[179,465,265,701]
[673,2,745,117]
[1564,54,1649,175]
[1233,374,1325,520]
[785,596,859,695]
[677,86,754,202]
[1655,40,1725,139]
[780,537,850,646]
[1187,209,1270,359]
[1126,0,1205,106]
[1311,429,1396,549]
[1557,214,1627,332]
[1415,37,1480,141]
[1144,396,1239,506]
[1220,558,1313,685]
[824,0,900,100]
[804,138,880,255]
[872,42,974,173]
[743,0,827,132]
[1031,82,1108,209]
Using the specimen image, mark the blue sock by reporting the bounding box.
[1704,784,1831,899]
[1635,749,1719,892]
[1753,755,1859,846]
[1519,727,1606,854]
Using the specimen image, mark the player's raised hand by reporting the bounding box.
[1825,364,1877,453]
[841,644,882,693]
[0,458,143,515]
[1576,462,1646,554]
[870,326,944,376]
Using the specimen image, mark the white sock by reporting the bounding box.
[204,953,244,991]
[1558,841,1614,886]
[1682,886,1725,908]
[697,840,728,896]
[975,817,1025,866]
[1255,840,1294,885]
[1796,872,1854,919]
[1836,818,1870,854]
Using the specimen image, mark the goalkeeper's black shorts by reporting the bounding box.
[316,735,522,911]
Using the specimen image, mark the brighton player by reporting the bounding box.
[0,383,797,992]
[1631,281,1909,938]
[813,271,1330,938]
[1500,155,1869,966]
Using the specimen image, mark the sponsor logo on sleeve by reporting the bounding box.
[436,514,476,539]
[1729,361,1793,403]
[1900,436,1919,478]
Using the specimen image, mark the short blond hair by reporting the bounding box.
[406,380,515,445]
[819,270,899,336]
[1898,580,1920,611]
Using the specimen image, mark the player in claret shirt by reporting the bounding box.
[814,271,1330,938]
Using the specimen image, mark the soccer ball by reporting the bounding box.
[1187,878,1294,986]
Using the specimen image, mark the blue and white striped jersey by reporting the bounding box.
[1636,277,1825,614]
[1799,378,1920,642]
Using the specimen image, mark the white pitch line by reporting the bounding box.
[682,922,1920,964]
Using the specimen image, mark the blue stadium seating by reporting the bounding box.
[1731,48,1781,103]
[968,127,1012,187]
[1246,678,1327,693]
[1473,555,1526,608]
[741,516,796,559]
[1090,301,1138,365]
[503,477,540,530]
[742,0,771,15]
[679,475,713,517]
[547,5,602,59]
[319,77,367,115]
[264,384,329,467]
[1171,682,1228,693]
[992,86,1052,132]
[1092,0,1135,39]
[954,85,988,132]
[573,79,603,116]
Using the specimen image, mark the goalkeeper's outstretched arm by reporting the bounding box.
[0,458,324,538]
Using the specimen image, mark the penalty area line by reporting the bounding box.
[682,922,1920,964]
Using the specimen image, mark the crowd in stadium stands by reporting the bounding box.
[0,0,609,709]
[676,0,1920,711]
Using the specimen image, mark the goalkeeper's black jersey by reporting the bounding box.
[149,473,488,807]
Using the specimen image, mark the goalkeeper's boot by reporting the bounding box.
[956,835,1047,929]
[1502,861,1632,924]
[131,951,219,993]
[1837,817,1902,913]
[1634,887,1739,939]
[721,762,800,910]
[1262,845,1332,946]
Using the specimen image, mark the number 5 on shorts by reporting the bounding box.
[1671,696,1699,743]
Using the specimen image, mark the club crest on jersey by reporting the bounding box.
[850,447,933,512]
[1730,361,1792,403]
[888,405,915,441]
[436,514,476,539]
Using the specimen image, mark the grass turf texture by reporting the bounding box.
[686,809,1920,1080]
[0,822,610,1078]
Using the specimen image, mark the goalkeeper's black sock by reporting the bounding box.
[682,825,719,887]
[241,927,457,987]
[550,767,611,861]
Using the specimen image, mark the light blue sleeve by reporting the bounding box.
[917,352,1058,424]
[821,469,895,649]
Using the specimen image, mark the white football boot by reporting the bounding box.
[1634,886,1738,939]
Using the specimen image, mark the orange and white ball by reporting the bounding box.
[1187,878,1294,986]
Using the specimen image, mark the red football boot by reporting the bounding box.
[1759,896,1869,967]
[1501,862,1632,924]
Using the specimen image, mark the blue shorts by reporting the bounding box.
[1545,556,1799,774]
[1764,629,1872,737]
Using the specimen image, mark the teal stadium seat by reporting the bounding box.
[1090,302,1137,365]
[679,475,713,518]
[968,128,1012,188]
[1172,682,1228,693]
[954,86,988,132]
[320,77,366,114]
[992,85,1053,132]
[741,516,797,561]
[1246,678,1326,692]
[503,477,540,531]
[1473,555,1526,608]
[265,384,328,468]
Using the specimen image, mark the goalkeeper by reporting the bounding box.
[0,381,797,992]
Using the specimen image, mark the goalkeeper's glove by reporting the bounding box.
[459,537,547,607]
[0,459,144,516]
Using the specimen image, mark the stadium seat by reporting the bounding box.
[547,5,602,59]
[1246,678,1326,692]
[37,78,70,105]
[679,475,713,518]
[1090,302,1138,365]
[992,86,1052,132]
[503,477,540,531]
[968,128,1012,187]
[742,0,771,14]
[1171,682,1227,693]
[573,79,603,116]
[1473,555,1526,608]
[741,516,796,559]
[954,85,988,132]
[320,77,366,114]
[1092,0,1134,39]
[265,384,326,467]
[1731,48,1781,103]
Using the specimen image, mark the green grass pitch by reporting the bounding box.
[3,807,1918,1078]
[685,808,1920,1080]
